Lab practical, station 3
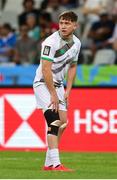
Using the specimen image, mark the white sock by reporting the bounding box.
[49,148,61,167]
[44,149,52,167]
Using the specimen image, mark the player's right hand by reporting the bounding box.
[48,92,59,112]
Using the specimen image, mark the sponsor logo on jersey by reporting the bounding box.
[43,46,51,55]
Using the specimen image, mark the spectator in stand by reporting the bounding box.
[81,0,112,40]
[109,0,117,53]
[0,25,2,37]
[112,15,117,52]
[111,0,117,15]
[39,12,59,37]
[112,27,117,55]
[60,0,79,9]
[14,24,38,64]
[18,0,39,26]
[113,39,117,52]
[39,0,49,11]
[26,13,40,41]
[40,0,67,23]
[88,11,115,57]
[82,0,112,22]
[0,23,17,63]
[102,13,117,49]
[103,13,117,62]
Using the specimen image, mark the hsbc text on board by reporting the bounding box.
[0,88,117,152]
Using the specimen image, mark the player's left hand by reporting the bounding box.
[64,91,69,108]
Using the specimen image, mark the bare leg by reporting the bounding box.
[47,134,58,149]
[44,134,59,168]
[45,119,61,167]
[47,119,61,148]
[44,110,67,168]
[58,110,67,143]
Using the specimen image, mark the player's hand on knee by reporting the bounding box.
[48,92,59,112]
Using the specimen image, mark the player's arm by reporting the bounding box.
[66,63,77,95]
[42,60,59,112]
[64,63,77,107]
[42,60,55,93]
[65,40,81,106]
[41,44,59,112]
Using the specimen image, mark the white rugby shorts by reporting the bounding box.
[33,84,67,111]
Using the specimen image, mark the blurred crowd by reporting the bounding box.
[0,0,117,65]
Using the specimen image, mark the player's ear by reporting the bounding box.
[73,22,78,31]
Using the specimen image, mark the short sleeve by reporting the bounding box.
[40,40,55,62]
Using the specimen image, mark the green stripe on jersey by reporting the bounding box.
[41,57,53,62]
[54,41,74,58]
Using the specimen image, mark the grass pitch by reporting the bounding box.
[0,151,117,179]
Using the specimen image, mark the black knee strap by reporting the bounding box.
[44,109,60,136]
[44,109,60,127]
[48,125,59,136]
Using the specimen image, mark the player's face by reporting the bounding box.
[59,18,77,38]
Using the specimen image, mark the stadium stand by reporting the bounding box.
[0,0,116,73]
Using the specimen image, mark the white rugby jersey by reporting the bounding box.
[33,31,81,87]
